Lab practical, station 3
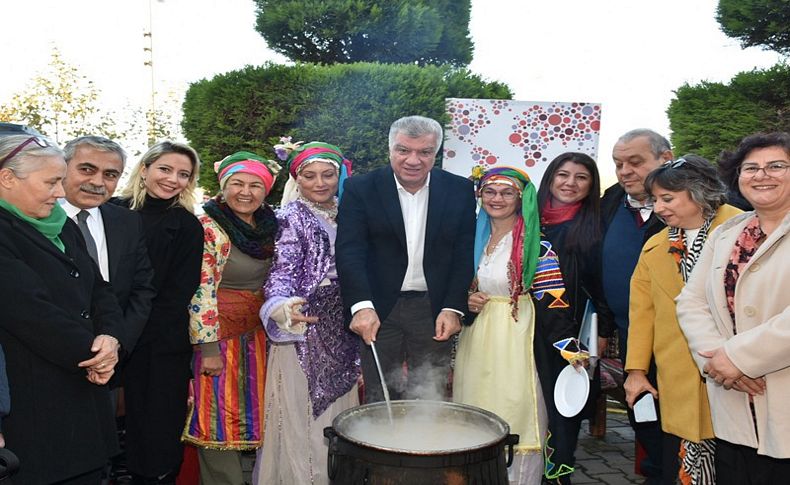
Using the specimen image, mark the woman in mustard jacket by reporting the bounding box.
[624,155,741,484]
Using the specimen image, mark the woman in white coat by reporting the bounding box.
[677,132,790,484]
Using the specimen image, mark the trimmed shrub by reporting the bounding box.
[183,62,511,196]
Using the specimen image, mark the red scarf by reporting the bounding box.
[540,198,582,226]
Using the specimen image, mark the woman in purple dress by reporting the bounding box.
[256,139,359,484]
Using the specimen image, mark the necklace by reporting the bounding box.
[298,196,338,224]
[482,232,510,267]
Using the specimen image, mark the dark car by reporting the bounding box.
[0,123,42,137]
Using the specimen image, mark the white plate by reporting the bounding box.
[554,364,590,417]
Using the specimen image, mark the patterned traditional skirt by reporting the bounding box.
[183,289,266,449]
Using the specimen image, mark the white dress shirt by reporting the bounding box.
[396,172,430,292]
[626,194,654,222]
[61,200,110,281]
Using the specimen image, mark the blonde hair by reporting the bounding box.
[121,141,200,212]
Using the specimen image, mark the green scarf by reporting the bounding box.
[0,199,67,252]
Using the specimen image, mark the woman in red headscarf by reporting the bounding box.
[182,151,280,484]
[256,140,358,485]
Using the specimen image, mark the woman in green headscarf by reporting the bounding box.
[453,166,587,485]
[0,134,124,484]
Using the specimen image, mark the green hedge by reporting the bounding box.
[182,62,511,196]
[667,63,790,162]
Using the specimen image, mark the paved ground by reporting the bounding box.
[574,407,644,484]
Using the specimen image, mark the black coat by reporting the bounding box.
[114,196,202,477]
[336,166,477,322]
[99,203,155,354]
[541,220,615,338]
[0,208,123,485]
[113,197,203,354]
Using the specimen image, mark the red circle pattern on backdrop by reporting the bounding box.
[445,100,601,171]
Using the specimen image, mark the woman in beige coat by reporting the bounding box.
[625,155,740,484]
[677,132,790,484]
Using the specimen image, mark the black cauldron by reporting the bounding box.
[324,400,519,485]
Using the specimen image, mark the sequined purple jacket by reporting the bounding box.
[260,200,360,417]
[260,200,335,342]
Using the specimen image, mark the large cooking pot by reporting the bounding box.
[324,400,519,485]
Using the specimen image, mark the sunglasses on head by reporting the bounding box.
[662,158,687,169]
[0,137,51,169]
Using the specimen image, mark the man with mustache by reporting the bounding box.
[61,136,156,481]
[62,136,156,355]
[601,129,672,484]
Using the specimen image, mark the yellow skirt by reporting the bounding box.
[453,295,541,453]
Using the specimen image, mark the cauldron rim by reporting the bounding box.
[330,399,511,454]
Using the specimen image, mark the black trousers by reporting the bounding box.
[123,343,191,479]
[623,361,668,483]
[49,467,103,485]
[360,293,453,403]
[716,438,790,485]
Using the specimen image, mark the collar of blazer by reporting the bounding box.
[639,231,684,301]
[712,210,790,264]
[375,166,448,251]
[640,204,744,301]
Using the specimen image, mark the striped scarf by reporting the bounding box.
[667,217,713,282]
[679,439,716,485]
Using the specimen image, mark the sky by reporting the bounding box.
[0,0,784,186]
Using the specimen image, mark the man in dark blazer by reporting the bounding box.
[61,136,155,356]
[600,128,672,484]
[336,115,476,402]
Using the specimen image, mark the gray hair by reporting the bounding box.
[388,116,444,154]
[64,135,127,166]
[644,154,728,218]
[120,140,200,213]
[0,134,64,178]
[617,129,671,159]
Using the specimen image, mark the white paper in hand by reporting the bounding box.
[633,393,658,423]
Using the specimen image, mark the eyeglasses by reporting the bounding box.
[0,137,51,169]
[737,161,790,178]
[480,188,520,201]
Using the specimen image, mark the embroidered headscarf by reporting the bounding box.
[472,166,540,294]
[213,151,280,192]
[274,137,352,205]
[204,150,280,260]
